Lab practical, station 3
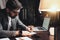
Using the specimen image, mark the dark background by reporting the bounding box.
[18,0,43,26]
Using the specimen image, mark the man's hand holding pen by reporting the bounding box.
[26,25,34,32]
[15,25,34,37]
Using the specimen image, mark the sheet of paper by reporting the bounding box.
[30,32,36,34]
[22,31,36,35]
[16,37,32,40]
[0,38,9,40]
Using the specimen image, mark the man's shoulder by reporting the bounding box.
[0,9,7,16]
[0,9,8,21]
[0,9,6,13]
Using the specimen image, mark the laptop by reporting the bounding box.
[33,17,50,31]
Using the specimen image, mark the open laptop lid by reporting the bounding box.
[42,17,50,30]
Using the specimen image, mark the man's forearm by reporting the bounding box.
[17,17,27,28]
[0,30,17,37]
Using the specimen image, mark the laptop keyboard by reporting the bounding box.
[33,27,47,31]
[38,27,42,30]
[37,27,45,30]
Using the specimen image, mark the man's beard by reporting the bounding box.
[10,16,16,18]
[8,13,16,18]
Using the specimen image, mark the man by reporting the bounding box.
[0,0,33,38]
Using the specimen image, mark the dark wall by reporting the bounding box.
[18,0,43,26]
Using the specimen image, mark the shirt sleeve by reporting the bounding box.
[16,16,27,29]
[0,23,17,37]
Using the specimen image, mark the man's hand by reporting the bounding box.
[26,25,34,32]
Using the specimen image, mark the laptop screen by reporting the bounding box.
[42,17,50,30]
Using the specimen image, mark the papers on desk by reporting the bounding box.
[22,31,36,36]
[0,31,36,40]
[0,38,9,40]
[0,37,32,40]
[16,37,32,40]
[30,32,36,34]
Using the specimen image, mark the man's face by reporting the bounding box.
[9,9,20,18]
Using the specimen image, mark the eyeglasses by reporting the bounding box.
[11,9,20,13]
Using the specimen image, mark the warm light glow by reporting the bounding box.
[39,0,60,11]
[45,14,49,17]
[47,5,58,13]
[49,5,58,12]
[49,27,54,35]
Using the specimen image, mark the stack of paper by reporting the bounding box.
[22,31,36,36]
[0,38,9,40]
[16,37,32,40]
[30,32,36,35]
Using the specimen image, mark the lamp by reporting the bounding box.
[39,0,59,21]
[38,0,60,35]
[39,0,60,12]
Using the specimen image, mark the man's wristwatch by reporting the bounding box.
[19,30,22,37]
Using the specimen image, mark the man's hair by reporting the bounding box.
[6,0,23,10]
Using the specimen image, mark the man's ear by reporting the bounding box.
[6,8,10,13]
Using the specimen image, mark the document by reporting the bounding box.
[0,38,9,40]
[22,31,36,36]
[16,37,32,40]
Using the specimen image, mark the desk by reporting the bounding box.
[21,31,52,40]
[0,31,54,40]
[22,31,54,40]
[31,31,49,40]
[49,35,54,40]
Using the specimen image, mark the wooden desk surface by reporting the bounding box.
[34,31,49,40]
[31,31,54,40]
[0,31,54,40]
[49,35,54,40]
[0,36,54,40]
